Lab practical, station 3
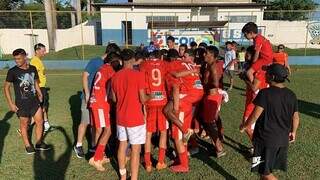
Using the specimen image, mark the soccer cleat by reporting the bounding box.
[25,145,36,155]
[156,162,167,170]
[188,147,199,156]
[88,146,96,153]
[170,165,189,173]
[216,150,227,158]
[35,142,51,151]
[101,156,110,164]
[182,129,194,145]
[44,121,51,132]
[145,165,152,173]
[89,157,106,172]
[73,146,85,158]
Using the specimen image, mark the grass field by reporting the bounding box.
[0,66,319,180]
[1,45,320,60]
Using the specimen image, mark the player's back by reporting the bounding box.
[140,59,168,106]
[90,64,115,107]
[254,34,273,61]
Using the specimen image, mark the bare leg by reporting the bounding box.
[33,107,44,144]
[76,123,88,145]
[19,117,31,147]
[118,140,128,180]
[130,144,141,180]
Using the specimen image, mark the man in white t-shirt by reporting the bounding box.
[224,41,236,90]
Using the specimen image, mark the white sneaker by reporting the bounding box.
[44,121,51,132]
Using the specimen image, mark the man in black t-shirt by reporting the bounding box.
[4,49,51,154]
[240,63,300,180]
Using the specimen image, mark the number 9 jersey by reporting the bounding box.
[140,58,168,107]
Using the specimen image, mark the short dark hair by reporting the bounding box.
[34,43,45,52]
[105,43,121,55]
[198,42,207,48]
[225,41,233,46]
[179,44,188,50]
[278,44,285,49]
[12,48,27,56]
[185,49,195,57]
[166,36,175,42]
[167,49,179,60]
[190,41,197,48]
[241,47,246,51]
[242,22,258,34]
[120,49,135,62]
[135,50,146,60]
[246,45,256,57]
[160,49,169,61]
[105,52,121,63]
[149,50,161,59]
[206,46,219,58]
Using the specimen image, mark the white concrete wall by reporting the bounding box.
[262,20,318,49]
[0,21,96,57]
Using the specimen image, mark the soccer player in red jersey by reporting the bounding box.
[140,50,168,172]
[111,49,151,180]
[164,49,204,173]
[242,22,273,82]
[88,58,115,171]
[202,46,228,158]
[239,46,269,142]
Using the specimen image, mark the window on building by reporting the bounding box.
[228,16,257,23]
[146,16,179,22]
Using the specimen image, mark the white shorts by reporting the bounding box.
[117,124,146,145]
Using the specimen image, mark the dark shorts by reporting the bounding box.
[40,87,49,110]
[251,142,288,175]
[16,99,41,118]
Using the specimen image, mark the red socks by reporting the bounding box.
[93,144,105,161]
[158,148,166,164]
[144,152,151,166]
[179,151,189,167]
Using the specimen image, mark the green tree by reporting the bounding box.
[0,0,24,10]
[264,0,316,21]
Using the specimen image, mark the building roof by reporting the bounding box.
[92,2,266,9]
[147,21,228,29]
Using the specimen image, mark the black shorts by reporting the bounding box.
[251,142,288,175]
[16,99,41,118]
[40,87,49,110]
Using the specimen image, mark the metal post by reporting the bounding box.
[80,12,85,60]
[29,11,35,46]
[125,12,128,48]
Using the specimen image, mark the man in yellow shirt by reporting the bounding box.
[30,43,51,132]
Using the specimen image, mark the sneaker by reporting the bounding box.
[248,147,254,155]
[216,150,227,158]
[156,162,167,170]
[35,142,51,151]
[89,157,106,171]
[188,147,199,156]
[145,165,152,173]
[182,129,194,145]
[101,156,110,164]
[25,145,35,155]
[74,146,85,158]
[44,121,51,132]
[170,165,189,173]
[88,147,96,153]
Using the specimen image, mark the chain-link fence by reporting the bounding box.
[0,9,319,60]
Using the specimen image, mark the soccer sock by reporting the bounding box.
[179,151,189,167]
[76,142,82,147]
[158,148,166,164]
[144,152,151,166]
[93,144,105,161]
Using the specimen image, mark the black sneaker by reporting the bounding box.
[26,145,36,155]
[73,146,85,158]
[35,142,51,151]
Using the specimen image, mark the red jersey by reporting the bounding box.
[254,34,273,62]
[273,52,288,65]
[89,64,115,108]
[140,59,168,106]
[111,68,146,127]
[167,60,203,95]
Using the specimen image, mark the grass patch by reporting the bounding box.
[0,66,319,179]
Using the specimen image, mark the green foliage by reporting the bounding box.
[0,0,25,10]
[264,0,316,21]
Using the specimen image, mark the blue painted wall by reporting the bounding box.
[132,29,149,45]
[102,29,148,46]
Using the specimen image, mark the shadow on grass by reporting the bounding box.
[298,100,320,119]
[223,135,252,162]
[69,91,82,145]
[0,111,14,164]
[33,126,72,180]
[194,138,237,179]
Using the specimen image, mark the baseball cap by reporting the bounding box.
[264,64,290,83]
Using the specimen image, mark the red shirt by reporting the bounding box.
[140,59,168,106]
[89,64,115,108]
[254,34,273,63]
[111,68,146,127]
[167,60,203,95]
[273,52,288,65]
[245,69,269,103]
